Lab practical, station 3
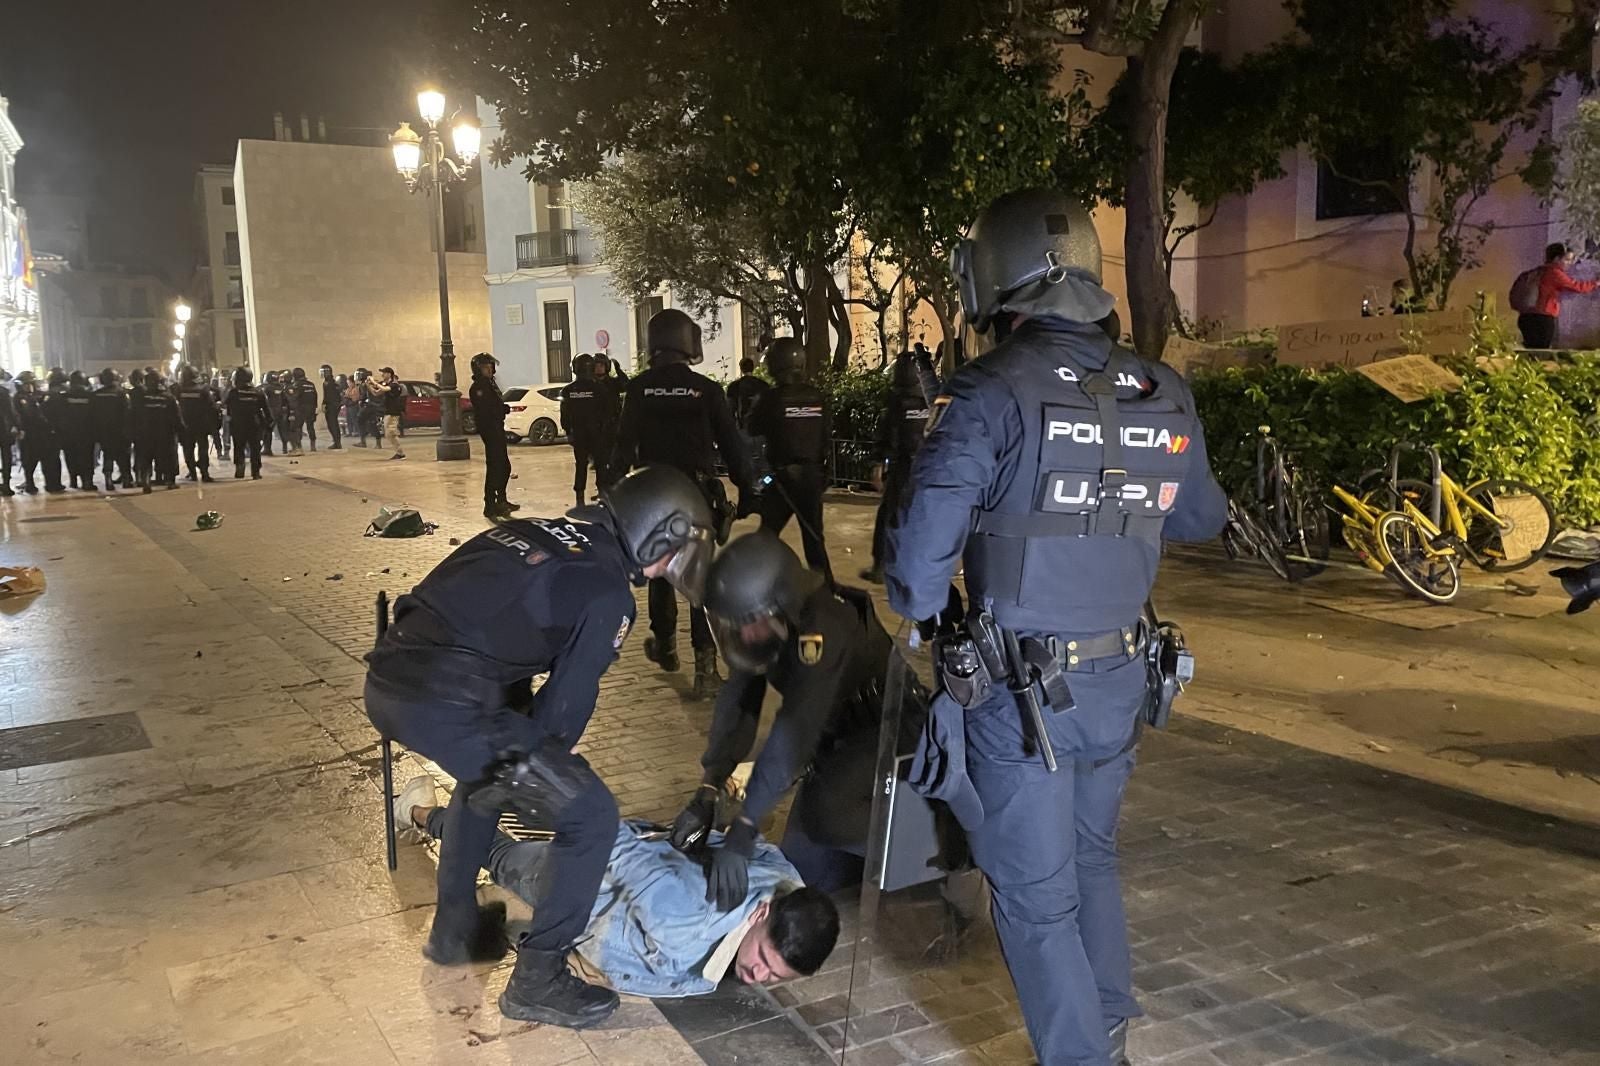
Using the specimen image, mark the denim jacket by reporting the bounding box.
[577,820,803,998]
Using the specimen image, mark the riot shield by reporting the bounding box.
[834,619,996,1064]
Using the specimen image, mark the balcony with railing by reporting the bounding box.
[515,229,580,269]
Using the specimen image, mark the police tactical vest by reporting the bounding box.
[564,380,602,431]
[965,340,1193,633]
[769,382,827,465]
[892,388,930,460]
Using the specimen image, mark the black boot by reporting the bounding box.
[200,471,215,483]
[859,565,884,584]
[0,484,13,497]
[186,469,198,482]
[574,491,584,509]
[498,947,618,1028]
[691,647,721,701]
[644,635,680,672]
[422,900,510,965]
[235,467,245,480]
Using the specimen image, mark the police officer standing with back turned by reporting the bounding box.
[364,466,718,1029]
[175,366,219,482]
[611,308,753,699]
[861,351,933,583]
[560,353,607,509]
[292,368,320,452]
[58,371,97,491]
[469,353,516,520]
[748,338,834,582]
[226,367,270,480]
[90,370,133,491]
[134,369,184,493]
[886,189,1227,1066]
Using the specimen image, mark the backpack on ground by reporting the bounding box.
[1509,266,1545,314]
[364,506,432,538]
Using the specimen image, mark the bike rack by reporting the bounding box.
[1386,442,1444,528]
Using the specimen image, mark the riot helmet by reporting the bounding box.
[68,370,89,390]
[949,188,1115,334]
[646,308,703,365]
[599,465,717,603]
[98,368,118,387]
[180,365,198,386]
[470,352,498,378]
[232,366,254,388]
[593,356,613,378]
[763,337,806,384]
[292,367,307,382]
[704,530,825,674]
[47,368,68,388]
[320,364,333,378]
[570,353,595,379]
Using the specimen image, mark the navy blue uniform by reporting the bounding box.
[559,377,609,504]
[750,381,833,580]
[90,385,132,488]
[364,515,636,955]
[469,377,511,513]
[869,384,931,571]
[886,318,1225,1066]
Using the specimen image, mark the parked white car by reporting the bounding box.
[502,385,567,445]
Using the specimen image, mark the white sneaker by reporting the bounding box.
[393,775,437,843]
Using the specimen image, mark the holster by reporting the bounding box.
[1143,617,1194,730]
[933,632,991,709]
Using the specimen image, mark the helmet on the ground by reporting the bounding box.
[470,352,498,378]
[950,188,1114,333]
[195,511,224,530]
[646,308,703,365]
[763,337,806,383]
[98,368,117,387]
[232,367,253,388]
[704,530,825,673]
[599,465,717,603]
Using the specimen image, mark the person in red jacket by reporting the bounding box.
[1520,243,1598,349]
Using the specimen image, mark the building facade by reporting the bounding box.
[191,163,247,371]
[477,103,747,387]
[0,95,39,376]
[233,138,490,380]
[38,267,175,378]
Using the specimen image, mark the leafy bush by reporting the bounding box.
[817,365,893,444]
[1191,355,1600,526]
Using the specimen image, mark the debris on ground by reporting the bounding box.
[1549,529,1600,560]
[448,538,461,546]
[1307,633,1323,640]
[0,566,47,599]
[327,573,343,581]
[1503,579,1539,597]
[194,511,224,530]
[364,506,434,538]
[195,651,203,659]
[1365,740,1393,753]
[282,577,292,583]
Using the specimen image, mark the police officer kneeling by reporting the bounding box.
[364,466,717,1028]
[886,189,1227,1066]
[672,531,933,900]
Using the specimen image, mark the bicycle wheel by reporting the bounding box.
[1376,511,1461,603]
[1462,478,1556,572]
[1282,488,1331,581]
[1235,488,1291,580]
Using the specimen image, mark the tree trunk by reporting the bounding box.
[931,298,957,376]
[1121,0,1201,362]
[826,273,852,370]
[803,259,832,376]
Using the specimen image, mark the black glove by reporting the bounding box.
[706,818,758,911]
[669,785,719,853]
[916,616,940,643]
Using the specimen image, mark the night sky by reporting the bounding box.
[3,0,445,282]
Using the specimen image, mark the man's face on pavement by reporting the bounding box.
[733,902,800,985]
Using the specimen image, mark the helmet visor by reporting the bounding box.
[661,524,716,606]
[710,609,789,675]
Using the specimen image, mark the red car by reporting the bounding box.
[397,380,478,433]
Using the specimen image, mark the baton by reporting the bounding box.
[1000,627,1058,773]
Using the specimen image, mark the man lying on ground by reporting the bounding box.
[396,776,840,997]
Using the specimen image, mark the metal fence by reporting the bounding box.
[715,437,880,491]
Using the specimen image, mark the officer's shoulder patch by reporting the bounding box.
[798,633,824,666]
[613,617,632,650]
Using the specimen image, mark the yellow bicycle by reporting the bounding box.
[1332,443,1557,605]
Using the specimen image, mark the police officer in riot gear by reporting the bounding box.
[133,369,184,493]
[886,189,1227,1066]
[862,351,933,583]
[364,465,717,1029]
[32,369,69,493]
[319,365,343,449]
[469,353,516,520]
[291,368,320,452]
[225,367,270,480]
[749,338,834,582]
[90,370,133,491]
[611,307,753,699]
[56,371,97,491]
[673,531,933,901]
[175,366,219,482]
[560,353,607,509]
[0,378,15,496]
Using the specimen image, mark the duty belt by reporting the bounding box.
[1057,625,1144,671]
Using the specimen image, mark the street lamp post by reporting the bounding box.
[171,299,192,376]
[391,88,480,461]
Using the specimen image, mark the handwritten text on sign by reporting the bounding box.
[1275,309,1474,368]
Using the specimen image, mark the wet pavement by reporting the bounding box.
[1,436,1598,1064]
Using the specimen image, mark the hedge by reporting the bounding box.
[1190,356,1600,527]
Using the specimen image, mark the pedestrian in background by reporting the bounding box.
[1514,243,1598,349]
[725,358,770,432]
[375,367,406,460]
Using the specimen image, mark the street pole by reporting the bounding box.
[428,126,470,461]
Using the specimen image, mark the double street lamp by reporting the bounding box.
[390,87,481,461]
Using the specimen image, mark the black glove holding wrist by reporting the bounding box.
[706,818,758,911]
[669,785,719,853]
[915,616,940,643]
